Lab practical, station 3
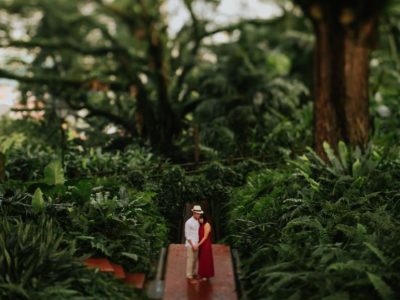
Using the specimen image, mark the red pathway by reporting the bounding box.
[163,244,238,300]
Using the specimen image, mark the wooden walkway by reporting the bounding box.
[163,244,238,300]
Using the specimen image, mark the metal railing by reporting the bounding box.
[232,249,249,300]
[146,247,167,299]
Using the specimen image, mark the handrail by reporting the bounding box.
[157,247,167,280]
[146,247,167,299]
[232,249,249,300]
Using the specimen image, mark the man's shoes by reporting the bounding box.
[186,277,198,284]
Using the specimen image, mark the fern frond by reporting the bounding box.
[367,272,395,300]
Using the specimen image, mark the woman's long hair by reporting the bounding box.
[199,213,209,224]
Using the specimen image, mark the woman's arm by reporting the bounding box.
[198,223,211,247]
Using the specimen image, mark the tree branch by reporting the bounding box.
[92,0,135,26]
[64,96,136,135]
[171,15,286,102]
[0,68,129,91]
[173,0,203,98]
[2,39,122,56]
[1,37,147,66]
[11,108,44,112]
[200,16,287,39]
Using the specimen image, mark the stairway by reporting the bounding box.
[163,244,238,300]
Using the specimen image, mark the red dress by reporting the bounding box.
[198,223,215,278]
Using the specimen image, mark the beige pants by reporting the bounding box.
[186,247,198,278]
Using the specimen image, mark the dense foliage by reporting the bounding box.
[0,141,169,299]
[0,131,265,298]
[0,217,139,300]
[227,144,400,299]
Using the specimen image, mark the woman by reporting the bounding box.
[197,214,215,281]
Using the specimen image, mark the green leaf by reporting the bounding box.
[352,159,362,177]
[44,160,65,186]
[3,248,11,268]
[76,235,95,240]
[327,260,367,272]
[367,272,394,300]
[32,188,45,213]
[338,141,349,170]
[266,51,291,76]
[298,170,320,191]
[121,252,139,261]
[90,241,111,256]
[0,283,29,298]
[356,223,367,235]
[323,142,343,173]
[364,242,388,265]
[0,133,26,153]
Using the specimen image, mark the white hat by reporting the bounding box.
[191,205,203,214]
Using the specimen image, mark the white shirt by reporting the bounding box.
[184,216,199,248]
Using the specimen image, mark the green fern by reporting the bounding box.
[364,242,388,265]
[323,141,344,173]
[227,145,400,299]
[367,272,395,300]
[338,141,349,171]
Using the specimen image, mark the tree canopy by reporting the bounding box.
[0,0,316,159]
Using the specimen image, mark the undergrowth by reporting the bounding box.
[227,143,400,300]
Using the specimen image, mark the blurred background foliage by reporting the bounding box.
[0,0,316,160]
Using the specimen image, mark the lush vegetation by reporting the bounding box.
[0,142,168,298]
[1,0,400,299]
[0,217,139,300]
[227,144,400,299]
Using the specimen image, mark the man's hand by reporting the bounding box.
[192,244,198,251]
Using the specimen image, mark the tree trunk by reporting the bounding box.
[148,24,176,155]
[305,4,379,159]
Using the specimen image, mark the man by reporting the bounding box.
[185,204,203,280]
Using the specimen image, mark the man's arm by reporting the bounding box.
[188,239,195,249]
[185,220,197,250]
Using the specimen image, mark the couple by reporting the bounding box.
[185,205,215,283]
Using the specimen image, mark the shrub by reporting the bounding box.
[227,144,400,299]
[0,217,139,300]
[66,187,168,272]
[1,158,168,274]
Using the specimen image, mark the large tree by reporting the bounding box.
[0,0,187,155]
[0,0,289,157]
[0,0,212,155]
[295,0,388,158]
